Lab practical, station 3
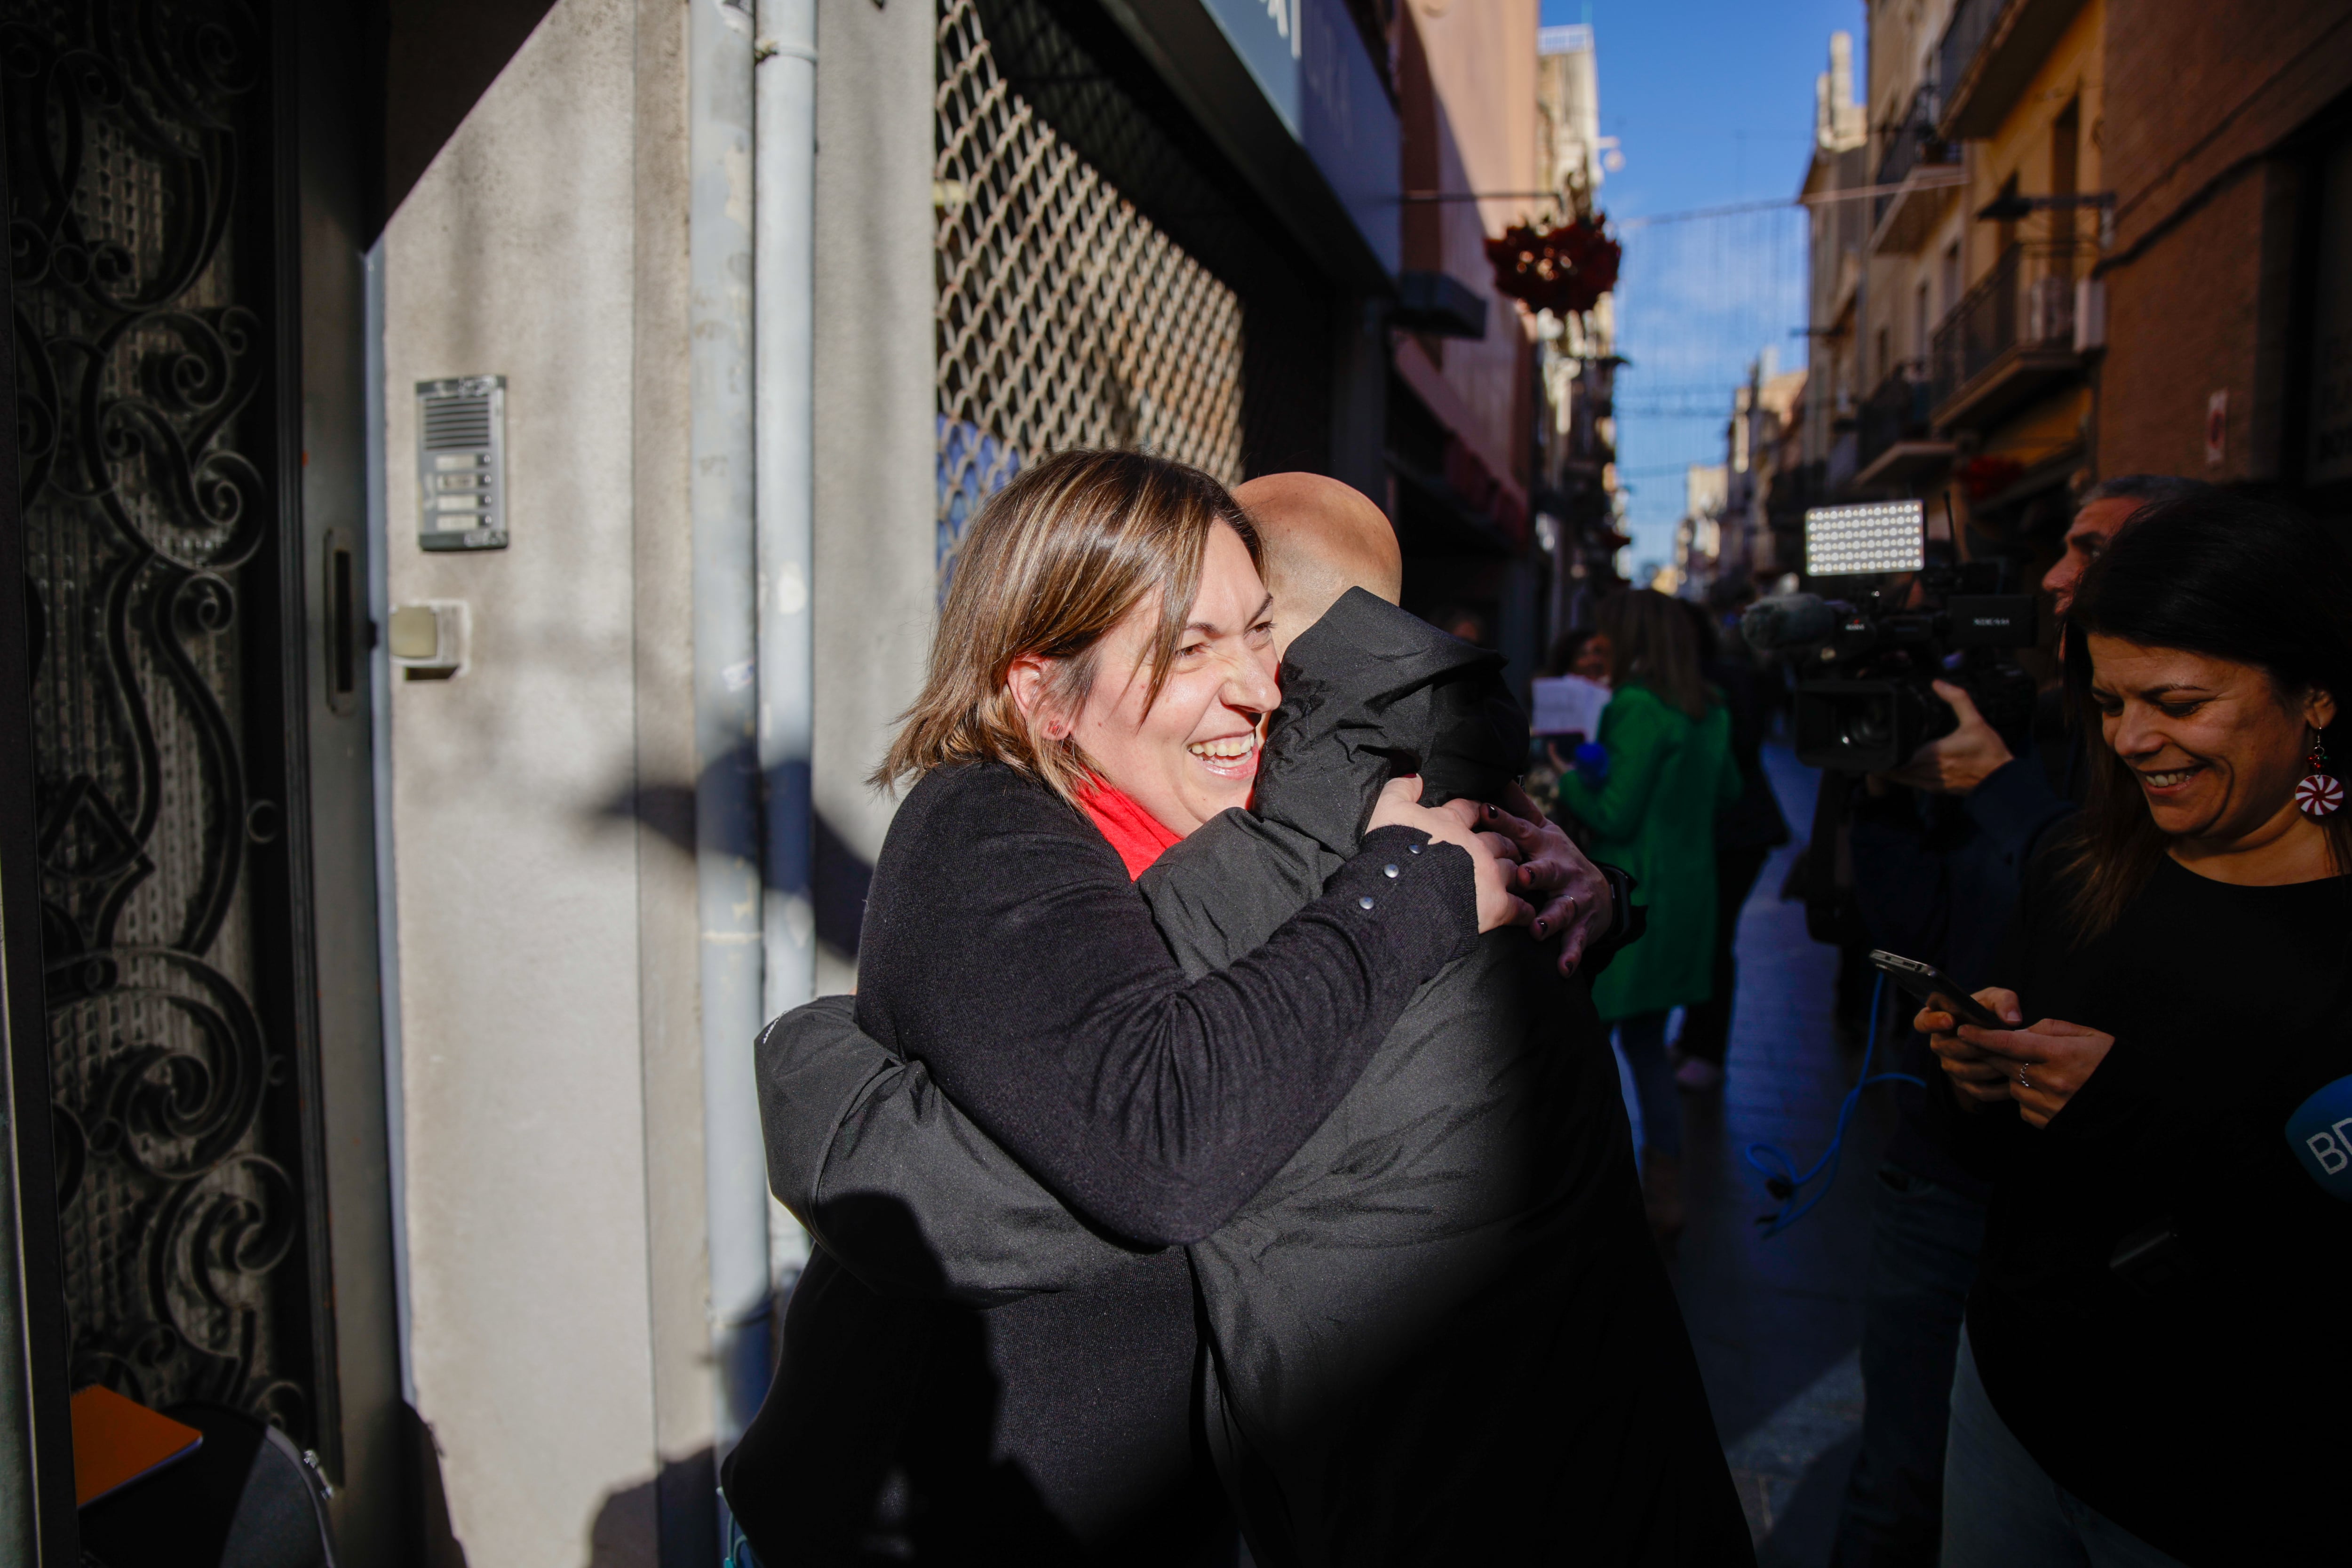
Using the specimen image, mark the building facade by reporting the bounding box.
[1849,0,1966,512]
[2097,0,2352,511]
[1926,0,2107,550]
[1796,31,1871,562]
[1801,0,2352,605]
[1388,0,1541,681]
[1534,24,1632,648]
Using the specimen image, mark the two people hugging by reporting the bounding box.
[723,453,1751,1568]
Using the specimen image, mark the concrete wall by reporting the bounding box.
[380,0,705,1560]
[810,0,937,989]
[627,0,715,1556]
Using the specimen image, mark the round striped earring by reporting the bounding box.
[2296,730,2342,818]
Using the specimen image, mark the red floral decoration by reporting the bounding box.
[1956,454,2025,502]
[1484,218,1621,318]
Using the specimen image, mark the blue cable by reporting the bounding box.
[1742,971,1927,1238]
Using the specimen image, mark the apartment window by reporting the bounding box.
[1941,241,1961,317]
[1914,282,1930,366]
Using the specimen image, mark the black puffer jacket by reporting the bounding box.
[740,591,1750,1566]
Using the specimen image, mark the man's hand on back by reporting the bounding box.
[1477,784,1613,974]
[1879,679,2014,796]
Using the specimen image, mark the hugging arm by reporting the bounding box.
[870,789,1479,1247]
[756,997,1141,1305]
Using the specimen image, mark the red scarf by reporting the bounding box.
[1078,781,1183,880]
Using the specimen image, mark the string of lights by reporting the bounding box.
[1609,200,1808,557]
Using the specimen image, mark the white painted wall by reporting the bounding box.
[381,0,680,1559]
[810,0,938,993]
[377,0,938,1556]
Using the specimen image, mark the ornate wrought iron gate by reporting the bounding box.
[5,1,330,1451]
[934,0,1247,589]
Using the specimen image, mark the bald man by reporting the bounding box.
[733,476,1749,1567]
[1238,471,1403,638]
[1237,472,1613,961]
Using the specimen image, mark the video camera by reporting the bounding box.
[1742,501,2037,773]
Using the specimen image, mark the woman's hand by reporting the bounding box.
[1958,1017,2117,1130]
[1369,777,1533,934]
[1470,785,1614,973]
[1919,987,2023,1112]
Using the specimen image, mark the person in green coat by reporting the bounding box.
[1557,589,1741,1238]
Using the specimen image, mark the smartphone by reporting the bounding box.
[1867,949,2005,1030]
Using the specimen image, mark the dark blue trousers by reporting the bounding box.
[1829,1164,1987,1568]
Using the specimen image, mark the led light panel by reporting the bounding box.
[1804,501,1925,576]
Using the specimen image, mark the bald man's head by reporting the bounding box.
[1232,473,1403,652]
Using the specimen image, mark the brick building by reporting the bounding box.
[2096,0,2352,515]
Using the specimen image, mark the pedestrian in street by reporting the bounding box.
[1547,624,1613,685]
[1525,628,1612,824]
[1556,588,1742,1238]
[1921,493,2352,1567]
[1671,596,1788,1093]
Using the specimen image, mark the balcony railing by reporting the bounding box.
[1873,90,1957,229]
[1856,363,1934,473]
[1930,242,2077,414]
[1937,0,2011,121]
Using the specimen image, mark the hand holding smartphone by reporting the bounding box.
[1867,949,2005,1030]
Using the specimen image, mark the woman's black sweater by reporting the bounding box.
[743,762,1476,1563]
[1936,847,2352,1564]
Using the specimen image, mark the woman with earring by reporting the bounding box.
[1919,493,2352,1567]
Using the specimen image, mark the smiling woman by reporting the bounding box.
[2061,495,2352,933]
[1037,521,1280,842]
[742,450,1522,1562]
[1916,494,2352,1568]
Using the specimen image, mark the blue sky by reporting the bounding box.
[1542,0,1867,573]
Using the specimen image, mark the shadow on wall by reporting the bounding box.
[382,0,565,235]
[416,1403,721,1568]
[402,1402,469,1568]
[586,1448,719,1568]
[604,742,876,965]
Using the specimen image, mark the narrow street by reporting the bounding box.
[8,0,2344,1559]
[1626,740,1893,1561]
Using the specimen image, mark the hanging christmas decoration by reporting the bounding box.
[1485,218,1621,319]
[1956,453,2025,502]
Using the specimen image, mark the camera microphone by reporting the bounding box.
[1741,592,1841,653]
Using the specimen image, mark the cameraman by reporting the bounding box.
[1881,475,2216,801]
[1829,474,2210,1567]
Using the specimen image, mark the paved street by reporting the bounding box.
[1620,739,1894,1561]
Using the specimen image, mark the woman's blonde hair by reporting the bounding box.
[875,449,1261,802]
